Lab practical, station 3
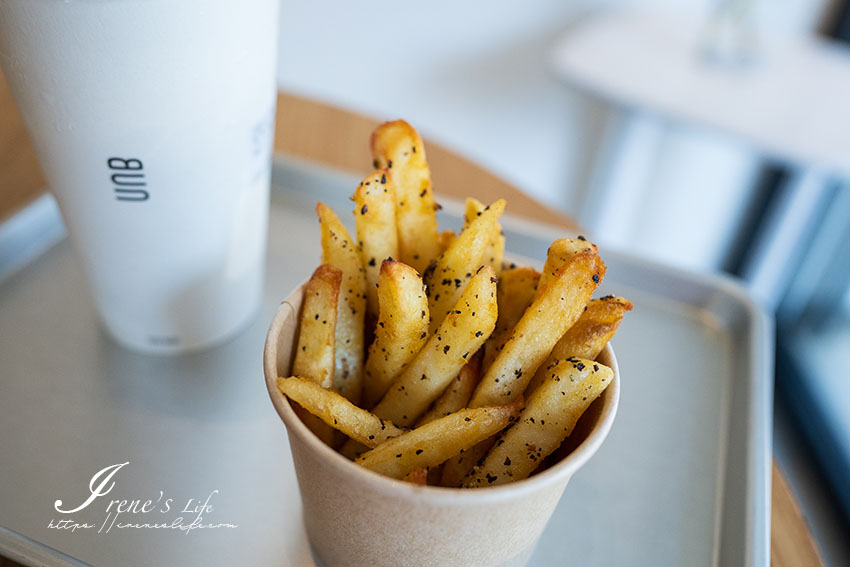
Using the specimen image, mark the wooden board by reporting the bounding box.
[0,73,823,567]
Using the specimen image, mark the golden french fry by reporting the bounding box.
[355,403,521,480]
[482,265,540,370]
[440,439,491,488]
[464,197,505,274]
[424,199,506,334]
[466,358,613,487]
[372,265,498,427]
[470,252,606,408]
[363,260,429,409]
[525,295,632,396]
[370,120,439,273]
[416,351,482,426]
[277,377,406,448]
[351,170,399,321]
[437,229,456,254]
[293,264,342,389]
[291,264,342,446]
[402,468,429,485]
[317,202,367,405]
[535,237,598,296]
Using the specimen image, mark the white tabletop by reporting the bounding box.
[551,9,850,177]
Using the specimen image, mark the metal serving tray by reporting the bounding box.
[0,156,772,567]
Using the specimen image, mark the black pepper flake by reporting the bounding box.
[372,159,379,169]
[490,277,498,283]
[387,159,393,168]
[421,374,427,380]
[486,473,497,484]
[577,235,587,241]
[475,331,483,337]
[420,332,427,339]
[415,449,423,455]
[380,173,387,184]
[576,362,585,371]
[396,454,402,458]
[368,258,376,266]
[593,364,599,371]
[369,434,375,440]
[314,313,319,320]
[361,204,368,215]
[443,345,450,354]
[420,188,427,197]
[592,274,600,284]
[421,310,426,318]
[464,417,471,421]
[434,203,443,211]
[504,457,511,466]
[378,322,384,328]
[412,146,417,153]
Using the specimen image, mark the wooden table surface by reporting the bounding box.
[0,71,823,566]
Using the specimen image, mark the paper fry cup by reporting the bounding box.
[264,283,619,567]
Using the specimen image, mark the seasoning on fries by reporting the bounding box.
[274,119,631,487]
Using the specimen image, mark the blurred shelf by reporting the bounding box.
[552,8,850,177]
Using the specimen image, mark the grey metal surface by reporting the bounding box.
[0,156,772,566]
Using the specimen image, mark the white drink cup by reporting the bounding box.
[0,0,280,354]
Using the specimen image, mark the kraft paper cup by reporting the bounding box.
[264,283,620,567]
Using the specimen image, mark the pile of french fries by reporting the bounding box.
[276,120,632,487]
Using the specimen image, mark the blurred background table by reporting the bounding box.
[0,74,822,566]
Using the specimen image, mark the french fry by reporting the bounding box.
[372,265,498,427]
[525,295,632,396]
[463,197,505,274]
[278,377,406,448]
[439,439,491,488]
[424,199,505,334]
[370,120,439,273]
[351,170,399,321]
[437,229,456,254]
[291,264,343,446]
[466,358,612,487]
[317,202,367,405]
[362,260,429,409]
[535,237,598,296]
[402,468,429,485]
[482,266,540,370]
[470,252,606,408]
[416,351,482,426]
[355,403,521,480]
[293,264,342,389]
